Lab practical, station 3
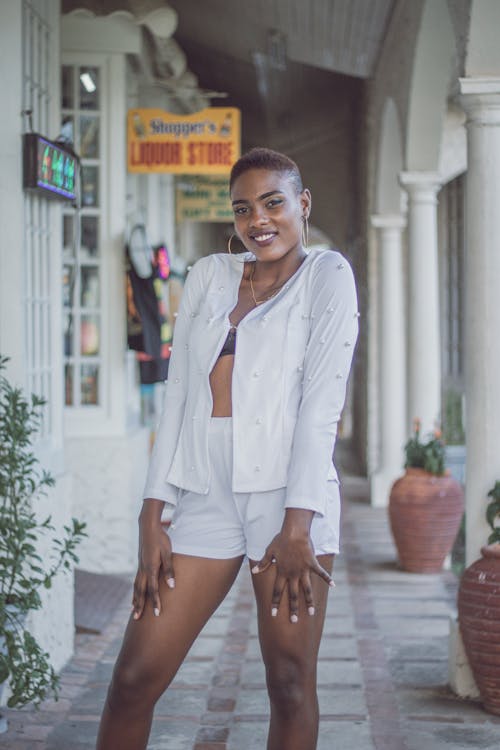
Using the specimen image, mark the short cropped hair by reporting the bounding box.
[229,147,303,194]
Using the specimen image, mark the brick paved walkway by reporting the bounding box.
[2,478,500,750]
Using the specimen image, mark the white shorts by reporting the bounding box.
[167,417,341,561]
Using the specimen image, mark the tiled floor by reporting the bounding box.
[2,478,500,749]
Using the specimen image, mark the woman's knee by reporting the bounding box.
[107,657,162,713]
[266,657,315,714]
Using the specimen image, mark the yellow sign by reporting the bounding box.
[176,176,233,223]
[127,107,241,175]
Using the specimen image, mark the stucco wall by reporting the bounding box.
[29,473,76,673]
[66,427,150,574]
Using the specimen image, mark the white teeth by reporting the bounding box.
[254,233,274,241]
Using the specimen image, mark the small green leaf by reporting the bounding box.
[488,528,500,545]
[486,501,500,530]
[0,660,9,683]
[487,481,500,501]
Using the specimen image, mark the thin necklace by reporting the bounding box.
[249,264,286,306]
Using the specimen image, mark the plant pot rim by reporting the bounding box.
[480,543,500,559]
[404,467,449,478]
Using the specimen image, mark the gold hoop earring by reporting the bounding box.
[302,216,309,248]
[227,233,236,254]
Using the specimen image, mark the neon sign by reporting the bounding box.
[23,133,78,201]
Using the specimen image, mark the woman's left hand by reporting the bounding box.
[251,509,334,622]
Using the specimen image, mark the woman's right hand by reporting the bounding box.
[132,499,175,620]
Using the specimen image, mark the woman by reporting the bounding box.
[96,148,358,750]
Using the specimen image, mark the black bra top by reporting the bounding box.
[218,326,237,358]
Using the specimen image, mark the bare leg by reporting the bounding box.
[251,554,334,750]
[96,554,243,750]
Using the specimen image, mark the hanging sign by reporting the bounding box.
[23,133,78,201]
[176,176,233,222]
[127,107,240,175]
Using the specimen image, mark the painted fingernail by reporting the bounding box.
[329,580,336,588]
[308,606,315,616]
[154,608,160,617]
[271,607,278,617]
[167,578,175,589]
[290,614,298,624]
[251,565,260,574]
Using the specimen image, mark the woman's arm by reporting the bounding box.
[142,254,215,504]
[132,498,174,620]
[285,252,358,517]
[252,252,358,620]
[133,254,215,619]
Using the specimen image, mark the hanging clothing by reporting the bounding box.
[126,244,173,384]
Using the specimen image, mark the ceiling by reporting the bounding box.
[167,0,395,80]
[62,0,394,79]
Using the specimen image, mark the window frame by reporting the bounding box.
[61,50,129,438]
[61,52,109,429]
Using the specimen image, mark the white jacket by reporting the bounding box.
[142,247,358,517]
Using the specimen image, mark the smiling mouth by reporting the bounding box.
[251,232,277,243]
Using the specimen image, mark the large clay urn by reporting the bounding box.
[458,544,500,716]
[389,468,464,573]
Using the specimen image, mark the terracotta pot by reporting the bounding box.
[458,544,500,716]
[389,468,464,573]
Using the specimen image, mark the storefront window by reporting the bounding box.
[80,267,100,308]
[80,115,99,158]
[62,66,74,109]
[63,214,75,257]
[81,364,99,406]
[62,64,102,409]
[64,363,73,406]
[79,66,100,110]
[80,315,100,356]
[81,216,99,258]
[81,165,99,207]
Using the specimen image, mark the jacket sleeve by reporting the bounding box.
[142,254,214,504]
[284,252,358,517]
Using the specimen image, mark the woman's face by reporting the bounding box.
[230,168,311,263]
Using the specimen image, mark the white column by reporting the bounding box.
[370,215,407,507]
[460,78,500,566]
[399,171,442,436]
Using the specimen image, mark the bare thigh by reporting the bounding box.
[251,555,334,670]
[113,553,244,698]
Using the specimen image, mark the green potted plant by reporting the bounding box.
[485,482,500,545]
[443,388,466,483]
[458,481,500,715]
[388,418,464,572]
[0,355,86,719]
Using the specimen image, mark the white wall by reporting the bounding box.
[0,0,77,686]
[29,474,75,672]
[466,0,500,76]
[66,432,148,573]
[0,1,25,383]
